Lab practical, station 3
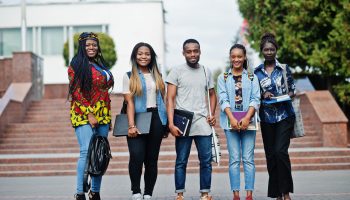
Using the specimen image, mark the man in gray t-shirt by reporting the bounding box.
[166,39,217,200]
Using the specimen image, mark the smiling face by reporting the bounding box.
[85,39,98,58]
[136,46,151,68]
[183,42,201,66]
[230,48,246,70]
[262,42,277,62]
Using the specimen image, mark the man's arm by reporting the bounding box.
[207,88,217,126]
[209,88,217,116]
[166,83,181,137]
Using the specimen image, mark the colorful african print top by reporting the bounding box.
[68,64,114,127]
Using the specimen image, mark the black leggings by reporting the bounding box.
[261,116,295,198]
[127,108,164,196]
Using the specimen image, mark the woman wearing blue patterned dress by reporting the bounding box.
[254,33,296,200]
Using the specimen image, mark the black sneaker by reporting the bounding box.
[74,194,86,200]
[88,191,101,200]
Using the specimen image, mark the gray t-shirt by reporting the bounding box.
[166,63,214,136]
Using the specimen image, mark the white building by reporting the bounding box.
[0,0,165,92]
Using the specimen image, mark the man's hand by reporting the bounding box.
[168,124,182,137]
[207,116,216,126]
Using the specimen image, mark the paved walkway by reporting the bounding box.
[0,170,350,200]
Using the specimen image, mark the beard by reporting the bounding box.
[186,59,199,68]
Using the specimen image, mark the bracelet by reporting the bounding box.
[128,125,136,129]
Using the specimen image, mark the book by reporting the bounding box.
[227,111,258,131]
[174,109,194,136]
[174,114,190,136]
[263,94,291,104]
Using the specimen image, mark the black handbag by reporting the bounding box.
[83,130,112,192]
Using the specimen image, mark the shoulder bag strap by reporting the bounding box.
[281,64,289,94]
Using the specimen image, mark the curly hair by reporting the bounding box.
[260,32,278,52]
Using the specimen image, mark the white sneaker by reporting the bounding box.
[132,193,142,200]
[143,195,152,199]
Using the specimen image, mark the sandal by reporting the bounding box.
[176,195,184,200]
[200,195,213,200]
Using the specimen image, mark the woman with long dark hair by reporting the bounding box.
[122,42,167,200]
[254,33,296,200]
[68,32,114,200]
[217,44,260,200]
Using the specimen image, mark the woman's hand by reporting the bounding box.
[263,91,274,99]
[239,116,251,130]
[229,117,240,130]
[88,113,98,128]
[128,127,140,138]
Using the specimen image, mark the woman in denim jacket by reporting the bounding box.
[122,42,167,200]
[217,44,260,200]
[254,33,296,200]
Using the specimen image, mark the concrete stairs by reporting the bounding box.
[0,95,349,177]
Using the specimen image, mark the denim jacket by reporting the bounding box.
[217,69,261,130]
[133,69,167,125]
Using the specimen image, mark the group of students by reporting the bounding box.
[68,32,296,200]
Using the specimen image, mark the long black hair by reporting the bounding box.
[229,43,248,69]
[68,32,114,99]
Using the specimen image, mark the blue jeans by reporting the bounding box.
[75,124,109,194]
[175,135,212,193]
[224,129,256,191]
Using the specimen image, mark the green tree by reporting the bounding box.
[63,32,117,69]
[238,0,350,105]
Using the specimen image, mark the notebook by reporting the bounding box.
[174,114,190,136]
[263,94,291,104]
[227,111,258,131]
[174,109,194,136]
[113,112,152,137]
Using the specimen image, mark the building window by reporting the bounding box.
[73,25,103,34]
[0,28,33,57]
[0,28,21,56]
[41,27,63,55]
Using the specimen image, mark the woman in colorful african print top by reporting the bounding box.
[68,32,114,200]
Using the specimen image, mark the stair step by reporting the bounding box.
[1,163,350,177]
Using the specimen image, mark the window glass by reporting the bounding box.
[0,28,21,56]
[41,27,63,55]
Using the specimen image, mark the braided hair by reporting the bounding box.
[68,32,114,99]
[260,32,278,52]
[229,43,248,69]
